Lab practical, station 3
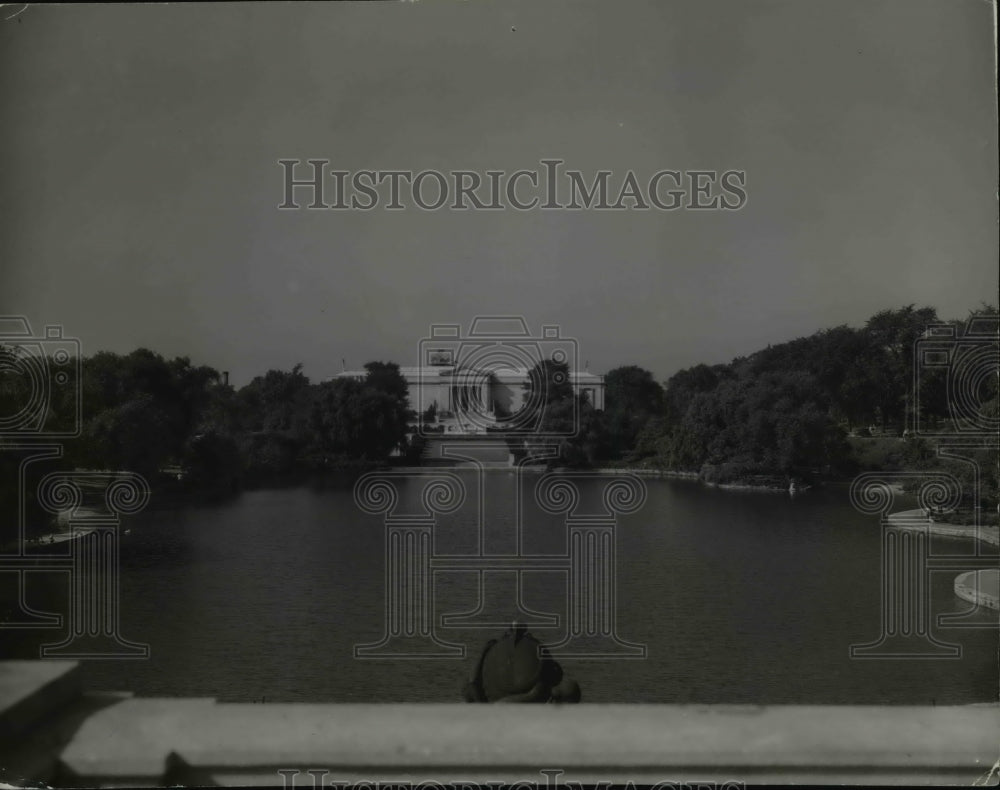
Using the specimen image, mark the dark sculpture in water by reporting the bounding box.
[462,623,581,703]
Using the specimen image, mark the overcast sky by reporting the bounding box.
[1,1,996,386]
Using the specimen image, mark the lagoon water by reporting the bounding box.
[11,474,998,703]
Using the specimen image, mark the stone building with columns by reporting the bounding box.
[334,364,604,432]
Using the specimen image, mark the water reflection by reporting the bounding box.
[8,475,995,704]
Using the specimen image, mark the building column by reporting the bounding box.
[535,473,647,658]
[851,517,960,658]
[849,473,962,658]
[37,472,151,659]
[353,472,465,658]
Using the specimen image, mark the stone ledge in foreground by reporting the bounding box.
[44,699,1000,787]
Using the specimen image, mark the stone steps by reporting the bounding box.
[421,437,514,467]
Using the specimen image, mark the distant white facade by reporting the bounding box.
[334,364,605,425]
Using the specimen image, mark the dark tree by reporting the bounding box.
[363,361,410,406]
[524,359,574,407]
[603,365,664,459]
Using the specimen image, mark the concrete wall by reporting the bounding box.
[2,661,998,787]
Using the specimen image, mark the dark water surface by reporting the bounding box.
[8,474,998,703]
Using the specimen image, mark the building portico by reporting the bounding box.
[334,364,605,433]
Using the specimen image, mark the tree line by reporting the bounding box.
[0,353,414,507]
[1,303,995,511]
[595,304,998,509]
